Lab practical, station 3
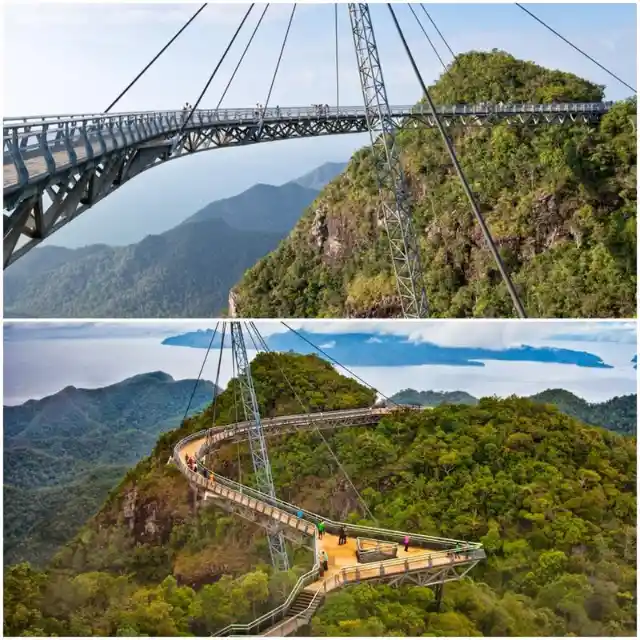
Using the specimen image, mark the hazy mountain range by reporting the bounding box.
[3,371,217,567]
[4,161,347,318]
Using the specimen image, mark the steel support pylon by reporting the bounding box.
[348,3,429,318]
[229,321,289,571]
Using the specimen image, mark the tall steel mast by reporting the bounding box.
[229,321,289,571]
[348,3,429,318]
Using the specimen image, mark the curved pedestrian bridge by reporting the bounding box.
[173,407,486,636]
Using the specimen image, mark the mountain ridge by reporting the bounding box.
[233,51,637,318]
[4,161,347,318]
[3,371,218,567]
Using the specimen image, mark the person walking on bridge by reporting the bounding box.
[321,549,329,571]
[338,525,347,545]
[317,521,325,539]
[403,535,410,552]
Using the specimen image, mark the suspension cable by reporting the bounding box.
[408,4,447,72]
[248,322,378,524]
[178,4,255,139]
[211,323,227,426]
[334,3,340,111]
[105,3,208,113]
[259,3,297,130]
[516,3,636,94]
[388,4,527,318]
[216,4,270,110]
[180,322,219,427]
[281,322,398,406]
[231,345,242,486]
[420,3,456,61]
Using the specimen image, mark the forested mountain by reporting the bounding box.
[3,372,216,567]
[181,182,320,232]
[3,219,283,318]
[390,388,479,406]
[294,161,349,191]
[530,388,637,436]
[390,387,637,436]
[233,51,637,318]
[3,162,348,318]
[4,353,636,637]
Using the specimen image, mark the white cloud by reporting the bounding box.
[4,320,635,353]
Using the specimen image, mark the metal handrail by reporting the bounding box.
[262,587,324,636]
[3,101,612,130]
[175,410,477,549]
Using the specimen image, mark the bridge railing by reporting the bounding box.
[3,100,612,127]
[3,101,612,190]
[173,411,481,552]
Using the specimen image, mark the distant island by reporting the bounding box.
[162,329,614,369]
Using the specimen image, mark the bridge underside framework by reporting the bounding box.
[174,406,486,637]
[3,102,608,267]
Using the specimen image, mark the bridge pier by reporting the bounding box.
[434,581,444,612]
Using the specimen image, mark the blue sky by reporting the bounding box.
[3,2,636,247]
[4,320,636,405]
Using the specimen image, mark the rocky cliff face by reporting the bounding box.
[232,51,637,319]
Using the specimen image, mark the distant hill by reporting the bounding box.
[183,182,320,232]
[389,389,479,406]
[3,372,216,567]
[293,161,348,190]
[389,387,636,436]
[4,161,346,318]
[4,219,282,318]
[529,389,637,436]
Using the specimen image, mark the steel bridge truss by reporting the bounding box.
[349,2,429,318]
[3,103,607,267]
[229,321,289,571]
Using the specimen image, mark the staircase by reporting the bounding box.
[262,589,324,636]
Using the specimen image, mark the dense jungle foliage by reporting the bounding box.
[234,51,637,318]
[3,354,636,636]
[392,387,637,436]
[530,389,637,436]
[3,373,214,567]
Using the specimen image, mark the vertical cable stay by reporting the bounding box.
[105,3,209,113]
[419,3,456,62]
[335,3,340,111]
[229,321,289,571]
[259,3,297,132]
[178,4,256,140]
[387,3,527,318]
[181,322,219,427]
[348,2,430,318]
[515,3,636,94]
[216,4,270,111]
[407,3,447,72]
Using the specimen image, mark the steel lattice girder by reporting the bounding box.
[348,3,429,318]
[229,322,289,572]
[203,492,313,549]
[3,109,603,268]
